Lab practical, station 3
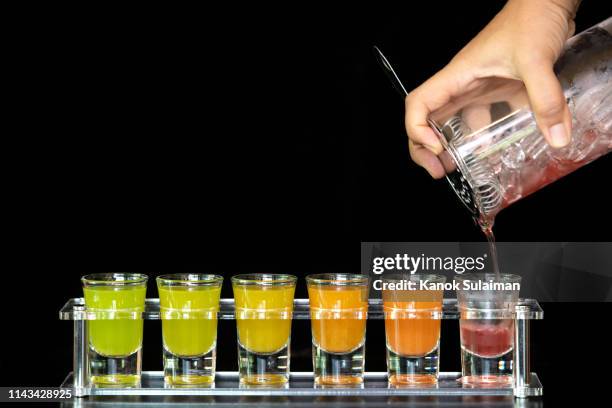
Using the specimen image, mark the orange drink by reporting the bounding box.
[306,274,369,386]
[308,283,368,353]
[232,274,296,387]
[382,274,445,386]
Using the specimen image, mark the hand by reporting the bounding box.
[405,0,579,178]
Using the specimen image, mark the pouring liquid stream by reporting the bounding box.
[480,217,501,277]
[484,227,501,277]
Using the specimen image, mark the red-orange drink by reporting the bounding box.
[382,274,445,386]
[384,301,442,357]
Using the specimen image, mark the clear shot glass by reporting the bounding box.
[82,273,148,387]
[306,273,369,387]
[455,273,521,387]
[232,274,297,387]
[382,274,445,386]
[157,274,223,387]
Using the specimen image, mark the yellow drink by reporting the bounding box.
[232,274,297,386]
[157,274,223,387]
[233,285,295,353]
[158,285,221,357]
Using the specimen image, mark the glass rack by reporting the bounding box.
[59,298,543,399]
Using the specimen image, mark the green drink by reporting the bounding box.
[157,274,223,386]
[82,273,148,387]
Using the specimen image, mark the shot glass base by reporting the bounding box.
[460,346,513,387]
[238,343,290,387]
[386,344,440,386]
[163,347,216,388]
[388,374,437,386]
[312,344,365,386]
[90,374,141,388]
[164,375,214,388]
[459,375,513,387]
[314,377,364,388]
[239,374,289,387]
[89,347,141,388]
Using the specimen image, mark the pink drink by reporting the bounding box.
[460,319,514,358]
[455,274,520,386]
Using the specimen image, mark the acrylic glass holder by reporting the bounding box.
[59,298,543,398]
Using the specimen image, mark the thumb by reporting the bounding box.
[520,62,572,148]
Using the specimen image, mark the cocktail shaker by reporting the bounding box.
[429,17,611,227]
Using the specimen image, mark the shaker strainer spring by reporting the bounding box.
[442,116,504,217]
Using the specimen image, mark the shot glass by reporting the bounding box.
[306,273,369,387]
[82,273,148,387]
[382,274,445,386]
[157,274,223,387]
[232,274,297,387]
[455,273,522,387]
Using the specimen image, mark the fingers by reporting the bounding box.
[567,19,576,39]
[405,66,472,178]
[405,70,459,156]
[405,94,444,155]
[519,60,572,147]
[409,140,446,179]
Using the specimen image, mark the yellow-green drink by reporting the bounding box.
[157,274,223,386]
[84,285,146,356]
[82,273,148,387]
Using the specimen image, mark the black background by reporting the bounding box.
[4,2,612,406]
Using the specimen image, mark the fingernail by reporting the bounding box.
[549,123,570,147]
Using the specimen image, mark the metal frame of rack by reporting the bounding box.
[59,298,543,399]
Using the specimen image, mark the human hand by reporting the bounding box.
[405,0,580,178]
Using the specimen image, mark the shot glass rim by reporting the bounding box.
[306,273,369,286]
[157,273,223,286]
[231,273,297,286]
[82,273,148,287]
[453,273,521,284]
